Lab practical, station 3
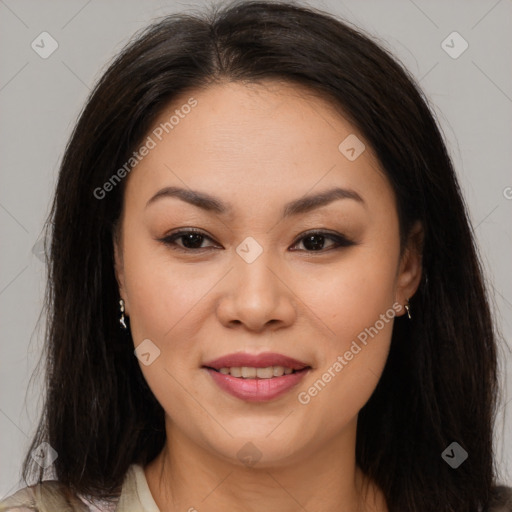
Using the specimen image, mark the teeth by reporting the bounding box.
[241,367,257,378]
[230,367,242,378]
[257,367,274,379]
[273,366,284,377]
[216,366,297,379]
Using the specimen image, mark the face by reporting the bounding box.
[114,80,422,467]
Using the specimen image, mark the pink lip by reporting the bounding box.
[203,352,309,370]
[202,352,311,402]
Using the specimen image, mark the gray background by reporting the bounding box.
[1,0,511,496]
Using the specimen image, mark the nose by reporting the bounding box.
[216,249,297,333]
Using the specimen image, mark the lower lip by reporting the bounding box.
[205,368,309,402]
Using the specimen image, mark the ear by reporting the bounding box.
[113,225,129,314]
[395,220,423,317]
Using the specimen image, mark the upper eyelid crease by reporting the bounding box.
[145,186,366,218]
[159,229,355,252]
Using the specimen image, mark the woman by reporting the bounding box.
[1,1,510,511]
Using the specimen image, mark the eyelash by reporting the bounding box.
[158,228,355,254]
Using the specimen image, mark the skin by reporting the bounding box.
[114,80,423,512]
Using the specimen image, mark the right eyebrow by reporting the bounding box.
[145,185,365,218]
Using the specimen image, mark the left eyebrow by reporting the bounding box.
[145,185,365,218]
[282,187,365,218]
[145,186,228,214]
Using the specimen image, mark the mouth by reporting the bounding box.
[208,365,304,378]
[202,352,312,402]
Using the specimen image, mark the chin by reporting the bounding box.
[199,426,313,469]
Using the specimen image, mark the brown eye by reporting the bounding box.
[290,231,355,252]
[159,229,219,251]
[158,229,355,253]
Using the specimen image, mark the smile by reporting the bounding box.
[202,352,312,402]
[216,366,296,378]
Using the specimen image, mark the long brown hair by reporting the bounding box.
[19,1,501,510]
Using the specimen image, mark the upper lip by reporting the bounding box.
[203,352,310,371]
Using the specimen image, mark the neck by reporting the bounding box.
[144,417,387,512]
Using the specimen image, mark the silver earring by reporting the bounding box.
[119,299,127,329]
[404,299,412,320]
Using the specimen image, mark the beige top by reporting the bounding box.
[2,466,512,511]
[112,464,160,512]
[0,464,160,512]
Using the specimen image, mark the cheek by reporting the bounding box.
[121,232,199,346]
[120,237,209,419]
[122,252,169,341]
[295,311,394,446]
[292,245,398,424]
[123,225,201,326]
[297,244,399,348]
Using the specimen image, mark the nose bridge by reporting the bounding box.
[233,237,281,302]
[216,236,296,330]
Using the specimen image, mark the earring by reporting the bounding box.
[119,299,127,329]
[404,299,412,320]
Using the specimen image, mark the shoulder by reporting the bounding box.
[0,480,83,511]
[488,485,512,512]
[0,480,117,512]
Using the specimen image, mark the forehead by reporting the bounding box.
[123,80,394,216]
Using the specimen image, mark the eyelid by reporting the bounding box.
[158,227,219,251]
[158,228,355,253]
[290,229,355,252]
